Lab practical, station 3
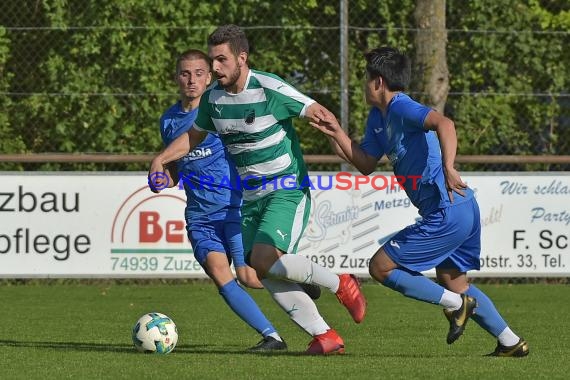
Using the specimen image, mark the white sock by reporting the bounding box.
[262,278,330,336]
[497,327,520,347]
[439,289,463,310]
[267,332,283,342]
[267,254,340,292]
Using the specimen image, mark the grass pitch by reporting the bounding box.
[1,281,569,379]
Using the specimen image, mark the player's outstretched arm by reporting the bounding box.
[310,112,378,175]
[157,128,207,165]
[148,128,207,193]
[304,103,350,162]
[164,162,179,188]
[424,110,467,202]
[304,102,333,123]
[326,135,350,162]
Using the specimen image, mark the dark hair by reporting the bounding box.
[207,24,249,57]
[176,49,212,73]
[364,47,410,91]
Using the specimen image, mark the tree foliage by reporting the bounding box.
[446,0,570,167]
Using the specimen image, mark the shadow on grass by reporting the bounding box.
[0,340,207,354]
[0,340,313,356]
[0,339,479,357]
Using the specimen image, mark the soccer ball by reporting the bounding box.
[132,312,178,354]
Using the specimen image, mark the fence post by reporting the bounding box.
[340,0,349,172]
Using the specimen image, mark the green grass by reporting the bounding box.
[1,281,569,379]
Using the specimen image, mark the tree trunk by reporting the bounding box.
[414,0,449,113]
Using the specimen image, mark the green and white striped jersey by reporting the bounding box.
[193,69,315,201]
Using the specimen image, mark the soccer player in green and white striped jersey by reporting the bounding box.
[149,25,366,354]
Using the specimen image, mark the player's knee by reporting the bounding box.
[368,248,396,283]
[369,267,390,284]
[249,249,279,279]
[249,260,269,279]
[205,262,233,285]
[369,257,389,283]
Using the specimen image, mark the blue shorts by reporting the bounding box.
[187,219,246,269]
[383,197,481,273]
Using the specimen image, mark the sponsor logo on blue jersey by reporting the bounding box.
[181,147,213,161]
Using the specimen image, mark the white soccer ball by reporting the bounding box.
[132,312,178,354]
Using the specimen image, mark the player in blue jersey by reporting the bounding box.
[154,49,286,351]
[311,47,528,357]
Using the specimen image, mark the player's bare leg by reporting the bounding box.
[250,244,348,354]
[251,244,366,323]
[204,252,286,351]
[370,247,475,344]
[205,252,239,288]
[437,267,528,356]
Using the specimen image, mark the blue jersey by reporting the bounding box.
[159,102,242,223]
[360,93,473,216]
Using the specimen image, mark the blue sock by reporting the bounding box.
[219,280,277,337]
[465,284,508,337]
[383,268,445,304]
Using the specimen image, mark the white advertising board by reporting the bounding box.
[0,172,568,278]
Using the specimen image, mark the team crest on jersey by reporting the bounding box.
[244,109,256,125]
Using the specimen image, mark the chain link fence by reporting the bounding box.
[1,0,569,171]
